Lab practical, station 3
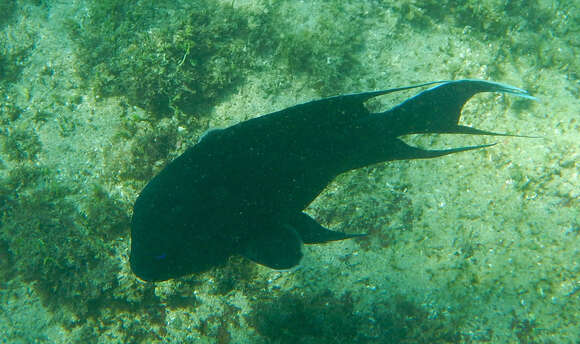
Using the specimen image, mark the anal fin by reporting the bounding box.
[291,212,366,244]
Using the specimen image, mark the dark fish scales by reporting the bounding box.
[130,80,535,281]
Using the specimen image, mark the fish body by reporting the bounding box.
[130,80,535,281]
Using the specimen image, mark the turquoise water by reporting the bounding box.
[0,0,578,343]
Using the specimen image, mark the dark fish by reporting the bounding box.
[130,80,535,281]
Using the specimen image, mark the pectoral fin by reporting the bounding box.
[239,224,303,270]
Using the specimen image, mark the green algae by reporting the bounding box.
[0,0,16,28]
[67,0,260,116]
[258,1,368,95]
[0,125,41,161]
[0,27,36,83]
[0,0,578,343]
[65,0,372,118]
[251,290,461,344]
[0,163,117,314]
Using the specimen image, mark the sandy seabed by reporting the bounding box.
[0,0,578,343]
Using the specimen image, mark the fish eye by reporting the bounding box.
[154,253,167,260]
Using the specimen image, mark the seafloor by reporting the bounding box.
[0,0,578,343]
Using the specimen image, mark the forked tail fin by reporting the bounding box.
[385,79,537,137]
[377,80,538,161]
[341,80,538,170]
